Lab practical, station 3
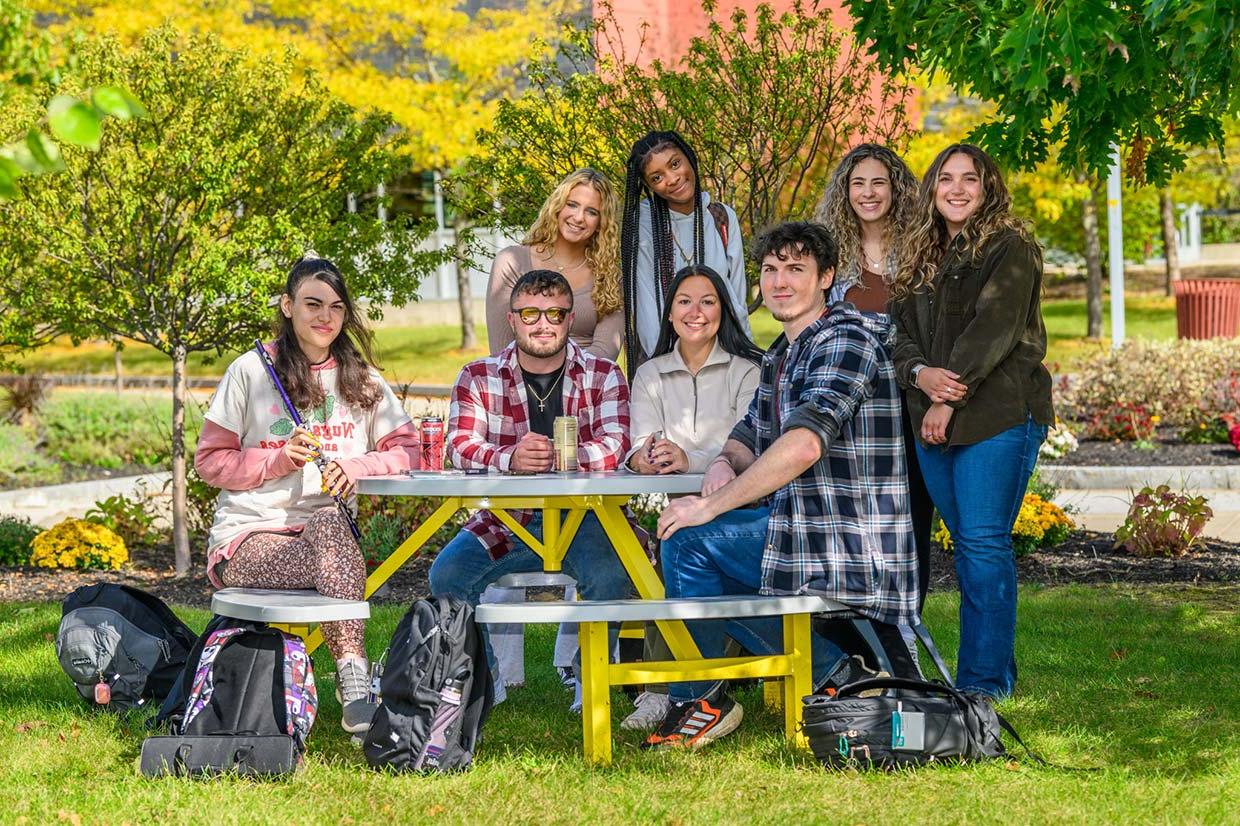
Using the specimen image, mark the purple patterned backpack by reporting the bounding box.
[178,625,318,755]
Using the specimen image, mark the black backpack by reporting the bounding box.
[803,677,1040,769]
[139,621,318,778]
[56,583,197,711]
[362,596,493,772]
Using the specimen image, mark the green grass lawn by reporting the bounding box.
[1,585,1235,823]
[10,295,1178,386]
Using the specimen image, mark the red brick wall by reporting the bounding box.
[598,0,851,68]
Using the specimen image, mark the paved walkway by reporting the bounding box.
[0,473,171,528]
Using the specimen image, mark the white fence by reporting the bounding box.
[414,226,522,301]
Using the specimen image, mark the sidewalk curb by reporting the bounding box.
[1041,464,1240,490]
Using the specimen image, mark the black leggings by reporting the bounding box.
[903,398,935,610]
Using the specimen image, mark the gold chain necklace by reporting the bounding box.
[525,365,565,413]
[544,247,586,273]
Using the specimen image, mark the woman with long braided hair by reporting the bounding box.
[621,130,750,377]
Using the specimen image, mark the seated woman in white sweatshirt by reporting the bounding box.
[627,264,763,475]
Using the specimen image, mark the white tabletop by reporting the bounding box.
[357,470,703,498]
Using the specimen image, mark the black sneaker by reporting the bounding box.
[640,695,743,751]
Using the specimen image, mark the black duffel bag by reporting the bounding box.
[803,677,1034,768]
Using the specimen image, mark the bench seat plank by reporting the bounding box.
[474,594,851,624]
[211,588,370,624]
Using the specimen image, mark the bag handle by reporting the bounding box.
[174,743,193,775]
[834,676,967,702]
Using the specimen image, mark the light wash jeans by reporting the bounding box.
[659,507,847,702]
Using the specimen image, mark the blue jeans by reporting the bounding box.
[916,414,1047,698]
[660,507,847,702]
[428,513,632,690]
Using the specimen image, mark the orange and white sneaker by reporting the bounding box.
[641,695,743,751]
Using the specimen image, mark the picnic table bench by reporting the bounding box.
[475,593,850,764]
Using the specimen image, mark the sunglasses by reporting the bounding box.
[512,307,570,325]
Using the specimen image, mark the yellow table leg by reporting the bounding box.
[273,623,310,639]
[302,497,462,655]
[580,620,612,765]
[541,506,559,570]
[591,499,702,661]
[782,613,813,750]
[764,679,783,711]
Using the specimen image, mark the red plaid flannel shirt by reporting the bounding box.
[448,340,631,558]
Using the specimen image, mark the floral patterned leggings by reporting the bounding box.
[220,506,366,659]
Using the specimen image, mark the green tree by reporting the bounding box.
[0,0,144,196]
[0,27,442,574]
[847,0,1239,184]
[461,0,911,304]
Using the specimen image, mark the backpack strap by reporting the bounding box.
[181,627,246,730]
[706,201,730,249]
[280,633,317,748]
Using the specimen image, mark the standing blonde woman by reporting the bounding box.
[889,143,1053,701]
[486,168,623,360]
[482,169,622,698]
[819,143,934,610]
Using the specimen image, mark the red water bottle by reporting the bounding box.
[421,417,445,470]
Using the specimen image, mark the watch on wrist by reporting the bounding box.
[911,363,927,383]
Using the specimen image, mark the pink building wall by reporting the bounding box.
[594,1,912,133]
[598,1,851,68]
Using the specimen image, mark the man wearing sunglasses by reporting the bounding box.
[430,270,633,703]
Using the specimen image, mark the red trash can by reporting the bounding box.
[1174,279,1240,339]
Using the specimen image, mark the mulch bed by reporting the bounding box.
[1046,430,1237,467]
[3,530,1236,611]
[929,531,1240,590]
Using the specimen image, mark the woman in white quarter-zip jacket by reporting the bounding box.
[627,265,763,474]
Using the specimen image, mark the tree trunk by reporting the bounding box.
[171,345,191,576]
[454,215,477,350]
[113,340,123,394]
[1081,179,1104,339]
[1160,189,1181,296]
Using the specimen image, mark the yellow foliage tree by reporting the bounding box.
[32,0,569,169]
[35,0,570,346]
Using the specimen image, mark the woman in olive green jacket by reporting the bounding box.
[890,143,1053,701]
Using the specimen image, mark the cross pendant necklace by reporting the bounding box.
[527,366,565,412]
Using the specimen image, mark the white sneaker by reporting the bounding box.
[620,691,672,731]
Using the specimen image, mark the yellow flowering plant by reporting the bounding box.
[29,519,128,571]
[932,494,1074,557]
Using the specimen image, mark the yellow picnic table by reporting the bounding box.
[300,470,705,662]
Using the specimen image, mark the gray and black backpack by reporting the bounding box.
[56,583,197,711]
[362,596,493,772]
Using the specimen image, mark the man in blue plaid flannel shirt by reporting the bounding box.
[642,222,920,751]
